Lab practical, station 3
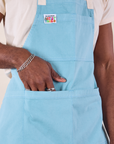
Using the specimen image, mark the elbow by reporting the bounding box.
[94,54,114,71]
[102,58,114,71]
[94,55,114,80]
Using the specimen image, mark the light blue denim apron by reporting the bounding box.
[0,0,109,143]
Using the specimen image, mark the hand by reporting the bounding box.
[15,49,67,91]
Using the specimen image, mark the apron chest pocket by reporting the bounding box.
[23,13,94,62]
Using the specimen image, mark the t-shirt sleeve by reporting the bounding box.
[0,0,5,15]
[100,0,114,25]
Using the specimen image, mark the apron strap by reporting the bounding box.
[86,0,93,9]
[38,0,46,5]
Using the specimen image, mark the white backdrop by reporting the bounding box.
[0,22,114,107]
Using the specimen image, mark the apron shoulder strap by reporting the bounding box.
[86,0,93,9]
[38,0,46,5]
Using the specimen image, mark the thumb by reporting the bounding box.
[46,61,67,82]
[51,68,67,82]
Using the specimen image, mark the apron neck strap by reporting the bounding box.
[86,0,93,9]
[38,0,46,5]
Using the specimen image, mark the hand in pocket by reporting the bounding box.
[16,50,67,91]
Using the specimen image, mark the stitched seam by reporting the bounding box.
[18,53,94,62]
[23,90,26,144]
[4,96,100,100]
[23,93,25,144]
[46,1,87,6]
[71,95,73,144]
[33,19,94,24]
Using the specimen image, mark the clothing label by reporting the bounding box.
[38,0,46,5]
[44,14,57,24]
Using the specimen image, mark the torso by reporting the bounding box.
[3,0,105,77]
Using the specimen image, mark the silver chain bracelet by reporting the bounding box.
[17,54,35,72]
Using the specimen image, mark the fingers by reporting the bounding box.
[20,61,66,91]
[23,81,31,90]
[23,73,65,91]
[28,82,54,91]
[26,80,47,91]
[37,83,46,91]
[46,61,67,82]
[45,77,56,91]
[29,81,45,91]
[31,85,37,91]
[23,81,37,91]
[51,69,67,82]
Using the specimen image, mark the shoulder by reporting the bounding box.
[86,0,114,25]
[0,0,5,15]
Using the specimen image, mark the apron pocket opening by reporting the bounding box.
[24,87,100,100]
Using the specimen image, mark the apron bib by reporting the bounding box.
[0,0,109,143]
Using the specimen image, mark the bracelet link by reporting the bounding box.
[17,54,35,72]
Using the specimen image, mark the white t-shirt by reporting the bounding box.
[0,0,114,78]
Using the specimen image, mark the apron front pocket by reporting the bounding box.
[24,90,72,144]
[0,87,107,144]
[24,88,105,144]
[71,88,107,144]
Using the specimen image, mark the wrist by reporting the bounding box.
[17,54,35,72]
[13,48,31,69]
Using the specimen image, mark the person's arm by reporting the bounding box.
[94,23,114,144]
[0,13,66,91]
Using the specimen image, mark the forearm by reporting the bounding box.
[0,43,31,69]
[94,58,114,143]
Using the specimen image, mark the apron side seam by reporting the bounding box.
[71,94,73,144]
[23,91,25,144]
